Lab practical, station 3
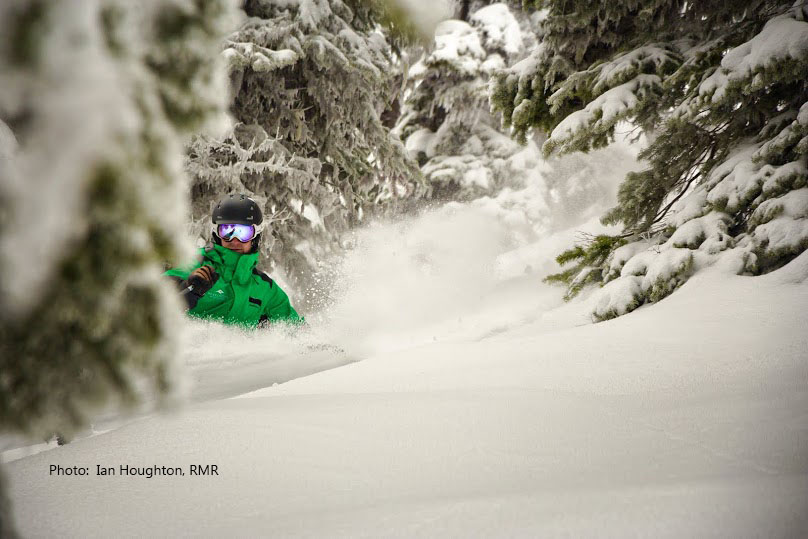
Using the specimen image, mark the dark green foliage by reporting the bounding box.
[0,162,173,437]
[602,118,727,230]
[0,1,220,532]
[544,235,626,299]
[146,0,233,130]
[494,0,808,307]
[496,0,802,233]
[0,0,233,441]
[753,233,808,273]
[521,0,763,70]
[646,252,693,302]
[7,0,48,67]
[99,5,125,56]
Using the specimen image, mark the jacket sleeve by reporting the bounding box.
[260,285,304,326]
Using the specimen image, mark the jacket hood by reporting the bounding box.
[201,244,258,285]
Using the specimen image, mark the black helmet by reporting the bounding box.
[211,194,264,253]
[212,193,263,225]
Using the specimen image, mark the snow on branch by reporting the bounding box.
[544,75,662,155]
[429,20,486,74]
[224,42,299,72]
[591,45,681,94]
[699,13,808,103]
[469,3,523,56]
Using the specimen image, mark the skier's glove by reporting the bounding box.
[178,265,218,310]
[187,265,218,297]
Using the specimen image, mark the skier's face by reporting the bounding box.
[221,237,252,253]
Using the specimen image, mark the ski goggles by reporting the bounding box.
[217,223,258,242]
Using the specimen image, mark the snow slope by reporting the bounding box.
[7,254,808,537]
[6,142,808,537]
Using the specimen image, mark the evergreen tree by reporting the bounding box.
[394,2,538,201]
[186,0,425,305]
[492,0,808,320]
[0,0,234,450]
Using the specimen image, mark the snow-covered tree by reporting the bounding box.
[394,2,539,201]
[0,0,234,441]
[492,0,808,320]
[186,0,425,303]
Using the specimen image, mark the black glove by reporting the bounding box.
[180,265,218,309]
[187,265,218,294]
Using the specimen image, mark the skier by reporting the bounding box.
[165,194,303,328]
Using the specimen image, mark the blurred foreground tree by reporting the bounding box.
[0,0,236,531]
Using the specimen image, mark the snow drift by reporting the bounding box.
[5,137,808,537]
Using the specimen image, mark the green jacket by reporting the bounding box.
[165,244,302,328]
